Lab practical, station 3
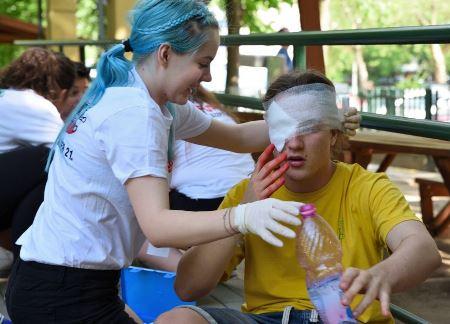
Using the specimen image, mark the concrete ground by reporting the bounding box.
[0,159,449,323]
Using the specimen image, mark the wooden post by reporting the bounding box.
[47,0,78,60]
[297,0,325,73]
[106,0,136,40]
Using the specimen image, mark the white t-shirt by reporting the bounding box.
[0,89,63,153]
[171,103,255,199]
[17,69,212,269]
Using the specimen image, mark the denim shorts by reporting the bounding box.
[178,305,323,324]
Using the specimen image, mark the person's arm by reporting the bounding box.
[126,176,301,248]
[174,234,241,301]
[188,119,270,153]
[340,220,441,318]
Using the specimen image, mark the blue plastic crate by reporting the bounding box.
[121,266,195,323]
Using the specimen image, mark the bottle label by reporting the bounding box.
[307,274,356,324]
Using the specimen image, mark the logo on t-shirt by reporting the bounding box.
[66,115,87,134]
[167,160,174,173]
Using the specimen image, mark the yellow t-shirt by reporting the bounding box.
[219,162,419,324]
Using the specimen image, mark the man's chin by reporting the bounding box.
[285,169,308,182]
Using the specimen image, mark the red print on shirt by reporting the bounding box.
[66,119,78,134]
[167,160,174,173]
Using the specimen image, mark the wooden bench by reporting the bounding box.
[415,178,450,236]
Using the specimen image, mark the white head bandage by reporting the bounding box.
[263,83,344,152]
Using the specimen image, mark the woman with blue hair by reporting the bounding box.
[4,1,317,322]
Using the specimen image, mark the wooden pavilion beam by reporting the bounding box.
[297,0,325,73]
[0,15,39,43]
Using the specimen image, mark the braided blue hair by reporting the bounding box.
[47,0,218,170]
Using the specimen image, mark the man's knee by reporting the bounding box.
[155,307,208,324]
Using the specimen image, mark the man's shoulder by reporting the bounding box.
[338,162,389,182]
[337,162,397,201]
[219,178,251,209]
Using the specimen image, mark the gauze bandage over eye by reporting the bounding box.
[263,83,344,152]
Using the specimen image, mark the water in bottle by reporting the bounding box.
[296,203,356,324]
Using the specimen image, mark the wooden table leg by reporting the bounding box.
[431,156,450,236]
[352,148,373,169]
[433,157,450,190]
[377,154,396,173]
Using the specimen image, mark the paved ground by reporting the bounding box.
[1,162,449,323]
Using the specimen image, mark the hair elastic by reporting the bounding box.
[122,39,133,53]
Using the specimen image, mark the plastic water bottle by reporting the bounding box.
[296,204,356,324]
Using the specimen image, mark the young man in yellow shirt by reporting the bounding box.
[157,71,441,324]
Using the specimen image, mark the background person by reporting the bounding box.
[277,27,293,72]
[158,70,441,324]
[0,47,75,264]
[59,61,91,120]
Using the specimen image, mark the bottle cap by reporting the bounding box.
[300,204,316,218]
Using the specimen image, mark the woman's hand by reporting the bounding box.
[340,267,392,318]
[243,144,289,203]
[343,107,360,136]
[232,198,302,247]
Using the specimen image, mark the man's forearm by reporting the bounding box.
[174,235,241,301]
[370,232,441,293]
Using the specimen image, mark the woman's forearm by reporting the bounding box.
[236,120,270,152]
[146,208,233,249]
[188,119,269,153]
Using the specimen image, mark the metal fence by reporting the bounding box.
[361,87,450,122]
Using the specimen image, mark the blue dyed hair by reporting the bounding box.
[47,0,218,170]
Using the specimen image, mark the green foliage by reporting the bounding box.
[0,0,44,68]
[396,75,425,89]
[0,0,41,24]
[76,0,99,40]
[0,0,101,68]
[326,47,353,83]
[212,0,293,33]
[327,0,450,85]
[242,0,293,33]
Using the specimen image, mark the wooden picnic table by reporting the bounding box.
[344,129,450,236]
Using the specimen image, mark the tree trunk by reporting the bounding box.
[354,45,370,90]
[415,0,448,84]
[320,0,330,66]
[225,0,242,94]
[431,44,447,84]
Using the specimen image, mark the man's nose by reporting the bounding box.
[286,135,304,149]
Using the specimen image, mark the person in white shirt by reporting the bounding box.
[170,86,255,211]
[6,1,339,323]
[0,48,76,273]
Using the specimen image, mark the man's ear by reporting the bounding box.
[156,43,172,68]
[60,88,69,101]
[52,88,69,113]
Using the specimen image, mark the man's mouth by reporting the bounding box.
[287,156,305,167]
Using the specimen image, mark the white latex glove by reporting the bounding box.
[233,198,303,247]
